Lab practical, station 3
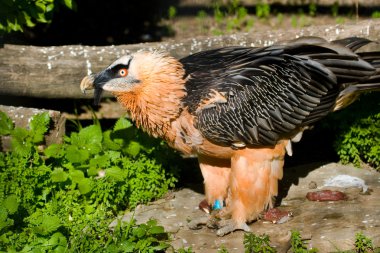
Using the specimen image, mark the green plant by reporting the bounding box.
[213,3,225,24]
[0,0,75,34]
[371,11,380,19]
[354,232,374,253]
[336,17,346,25]
[331,1,339,17]
[335,112,380,169]
[243,233,276,253]
[276,13,284,26]
[291,15,298,28]
[218,245,230,253]
[197,9,207,19]
[226,5,249,32]
[290,230,318,253]
[177,247,195,253]
[196,10,209,34]
[168,5,177,20]
[256,1,271,19]
[309,2,317,16]
[213,0,254,34]
[0,111,178,251]
[227,0,241,15]
[325,93,380,170]
[298,13,310,28]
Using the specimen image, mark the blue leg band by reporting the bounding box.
[213,199,223,210]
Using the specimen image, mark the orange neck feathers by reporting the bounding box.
[114,51,187,140]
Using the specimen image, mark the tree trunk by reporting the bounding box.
[1,20,380,99]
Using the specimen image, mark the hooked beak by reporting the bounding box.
[80,74,104,106]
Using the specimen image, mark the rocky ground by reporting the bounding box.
[113,162,380,252]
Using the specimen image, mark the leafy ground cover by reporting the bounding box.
[323,93,380,170]
[0,111,178,252]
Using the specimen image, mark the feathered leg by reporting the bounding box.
[198,155,231,208]
[216,141,287,236]
[188,155,231,229]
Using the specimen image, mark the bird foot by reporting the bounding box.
[188,215,209,230]
[188,209,223,230]
[188,214,250,237]
[216,219,251,236]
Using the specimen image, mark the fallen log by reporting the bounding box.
[1,20,380,99]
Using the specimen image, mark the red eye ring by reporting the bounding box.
[119,68,128,77]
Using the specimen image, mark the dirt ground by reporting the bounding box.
[113,162,380,252]
[164,14,356,41]
[158,0,380,43]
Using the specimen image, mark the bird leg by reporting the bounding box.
[214,142,286,236]
[198,155,231,212]
[188,155,231,230]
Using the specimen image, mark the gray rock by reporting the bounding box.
[112,163,380,252]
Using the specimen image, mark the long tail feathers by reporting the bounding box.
[332,38,380,111]
[334,83,380,111]
[332,37,374,52]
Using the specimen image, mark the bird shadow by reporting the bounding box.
[276,161,329,205]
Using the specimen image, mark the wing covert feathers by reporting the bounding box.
[180,37,379,147]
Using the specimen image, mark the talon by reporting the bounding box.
[206,216,220,229]
[199,199,211,214]
[216,220,251,236]
[188,216,209,230]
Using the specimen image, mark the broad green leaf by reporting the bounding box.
[105,150,121,163]
[69,169,84,183]
[149,225,165,235]
[106,166,125,181]
[34,215,61,235]
[11,128,32,156]
[3,195,18,214]
[0,206,13,231]
[65,145,89,164]
[78,125,102,145]
[22,11,36,27]
[35,1,46,12]
[114,117,132,131]
[0,153,5,167]
[30,112,50,143]
[84,204,95,214]
[146,219,157,227]
[78,178,92,194]
[89,154,109,168]
[0,206,8,223]
[122,241,136,252]
[125,141,141,157]
[133,227,146,238]
[36,12,48,23]
[103,130,121,150]
[0,111,14,135]
[51,168,68,183]
[77,125,103,154]
[64,0,73,9]
[48,232,67,247]
[46,3,54,12]
[44,143,63,158]
[53,246,67,253]
[152,243,170,251]
[87,167,99,176]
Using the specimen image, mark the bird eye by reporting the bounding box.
[119,68,128,77]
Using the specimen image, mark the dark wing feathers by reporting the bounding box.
[180,38,377,147]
